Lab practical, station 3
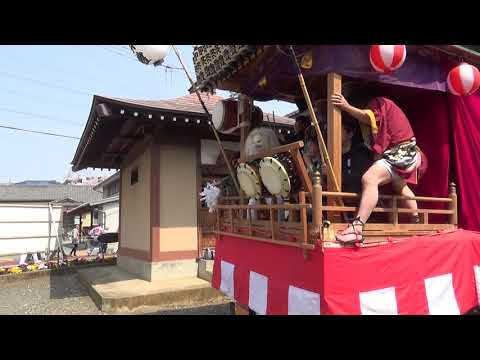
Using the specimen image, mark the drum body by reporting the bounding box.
[211,99,263,136]
[236,161,266,200]
[212,99,239,135]
[244,127,280,159]
[259,153,300,199]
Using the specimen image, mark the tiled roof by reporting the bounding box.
[103,93,294,126]
[106,93,224,115]
[93,171,120,191]
[0,184,103,203]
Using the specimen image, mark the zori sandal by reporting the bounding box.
[335,216,365,245]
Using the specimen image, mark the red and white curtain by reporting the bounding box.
[212,230,480,315]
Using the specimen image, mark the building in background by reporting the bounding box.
[66,172,120,234]
[71,93,294,281]
[0,183,103,259]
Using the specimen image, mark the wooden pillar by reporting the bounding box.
[312,171,323,240]
[150,143,161,262]
[327,73,342,221]
[449,182,458,226]
[392,196,399,226]
[299,191,308,244]
[327,72,342,192]
[239,95,251,164]
[196,139,202,258]
[118,169,122,249]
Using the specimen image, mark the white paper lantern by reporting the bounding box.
[129,45,170,66]
[447,63,480,96]
[369,45,406,73]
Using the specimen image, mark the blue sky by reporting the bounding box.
[0,45,297,183]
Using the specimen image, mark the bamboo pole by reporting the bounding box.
[171,45,241,196]
[287,46,340,193]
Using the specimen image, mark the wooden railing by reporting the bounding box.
[317,185,457,245]
[216,191,315,257]
[215,176,458,251]
[198,208,217,257]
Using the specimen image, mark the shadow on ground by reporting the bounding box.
[49,272,91,300]
[143,303,234,315]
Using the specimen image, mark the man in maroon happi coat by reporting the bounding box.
[331,92,428,244]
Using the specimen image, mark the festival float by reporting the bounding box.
[187,45,480,315]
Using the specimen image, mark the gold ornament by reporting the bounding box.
[301,52,313,70]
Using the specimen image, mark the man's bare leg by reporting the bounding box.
[338,164,391,238]
[392,179,419,219]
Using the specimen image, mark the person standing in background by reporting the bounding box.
[70,225,80,257]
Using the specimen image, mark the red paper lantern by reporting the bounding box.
[447,63,480,96]
[369,45,407,73]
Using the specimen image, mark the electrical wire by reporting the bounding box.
[0,87,86,109]
[0,70,94,97]
[0,107,83,126]
[0,50,105,84]
[100,45,184,71]
[98,45,137,61]
[0,124,80,139]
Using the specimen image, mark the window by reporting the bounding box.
[131,167,139,185]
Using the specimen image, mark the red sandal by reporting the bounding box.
[335,216,365,245]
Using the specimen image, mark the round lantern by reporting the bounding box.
[129,45,170,66]
[369,45,407,73]
[447,63,480,96]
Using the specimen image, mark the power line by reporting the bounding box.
[108,45,134,55]
[0,107,83,126]
[0,49,106,85]
[0,70,95,97]
[109,45,184,70]
[0,87,86,109]
[98,45,137,62]
[0,124,80,139]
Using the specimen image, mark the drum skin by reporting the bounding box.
[259,153,299,198]
[245,127,280,158]
[236,162,263,199]
[211,99,264,136]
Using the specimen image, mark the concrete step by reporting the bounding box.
[77,265,226,314]
[198,259,214,282]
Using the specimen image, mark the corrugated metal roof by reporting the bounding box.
[0,184,103,203]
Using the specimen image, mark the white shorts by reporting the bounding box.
[375,152,421,182]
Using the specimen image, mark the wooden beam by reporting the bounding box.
[327,72,342,192]
[217,231,315,250]
[115,135,144,141]
[102,151,128,157]
[245,141,304,162]
[239,95,251,163]
[121,135,153,169]
[119,118,138,136]
[292,148,313,193]
[327,72,342,222]
[95,103,113,117]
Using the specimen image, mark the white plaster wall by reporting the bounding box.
[0,203,62,256]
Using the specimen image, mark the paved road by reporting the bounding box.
[0,272,232,315]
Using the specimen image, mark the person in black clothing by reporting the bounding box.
[341,119,374,195]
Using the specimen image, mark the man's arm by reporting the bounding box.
[331,93,371,125]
